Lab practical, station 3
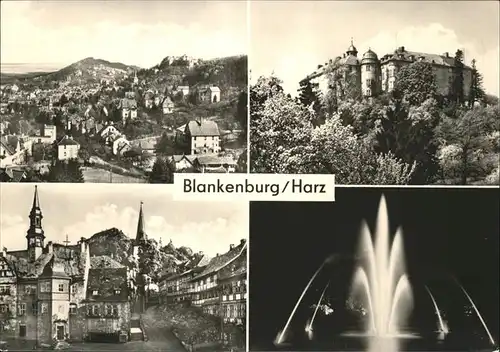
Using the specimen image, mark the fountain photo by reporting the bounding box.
[249,188,499,352]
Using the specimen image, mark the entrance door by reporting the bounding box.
[19,324,27,337]
[56,325,65,340]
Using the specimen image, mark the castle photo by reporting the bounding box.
[250,1,499,186]
[305,39,474,100]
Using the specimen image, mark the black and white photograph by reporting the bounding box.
[250,1,500,185]
[0,0,249,184]
[249,188,499,351]
[0,183,247,351]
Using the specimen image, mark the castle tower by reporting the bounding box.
[27,186,45,262]
[37,256,71,343]
[361,48,381,97]
[346,37,358,57]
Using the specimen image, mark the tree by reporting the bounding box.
[138,239,163,282]
[46,160,84,183]
[449,49,465,105]
[435,105,499,184]
[249,78,415,184]
[394,62,437,106]
[298,79,324,125]
[155,133,183,156]
[149,157,174,183]
[237,150,247,173]
[78,147,91,164]
[236,90,248,134]
[468,59,485,107]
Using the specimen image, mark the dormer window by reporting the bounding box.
[92,290,98,296]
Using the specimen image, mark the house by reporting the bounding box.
[57,135,80,161]
[130,137,158,156]
[120,98,138,121]
[219,247,247,326]
[112,136,131,156]
[167,154,197,172]
[32,124,56,145]
[0,135,30,167]
[99,123,121,145]
[197,86,221,103]
[184,120,221,155]
[193,155,237,173]
[144,91,154,109]
[188,240,247,317]
[82,267,131,342]
[0,167,27,182]
[177,86,190,97]
[153,94,164,108]
[162,96,174,114]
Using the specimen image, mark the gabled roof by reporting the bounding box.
[57,135,80,146]
[381,48,473,69]
[1,136,17,154]
[186,120,220,137]
[195,155,237,166]
[191,240,247,280]
[85,267,129,302]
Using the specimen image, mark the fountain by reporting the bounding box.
[424,285,449,339]
[349,195,414,352]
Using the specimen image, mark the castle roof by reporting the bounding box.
[381,47,472,69]
[361,49,379,64]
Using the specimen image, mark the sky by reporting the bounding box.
[250,1,500,97]
[0,183,248,257]
[0,0,248,69]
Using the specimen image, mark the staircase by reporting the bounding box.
[129,316,144,341]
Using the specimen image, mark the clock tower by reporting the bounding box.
[26,185,45,262]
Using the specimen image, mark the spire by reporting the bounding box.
[136,201,146,243]
[32,185,40,210]
[347,37,358,57]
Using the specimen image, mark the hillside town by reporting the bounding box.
[0,186,246,351]
[1,55,248,183]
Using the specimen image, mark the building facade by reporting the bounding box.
[184,120,221,155]
[307,40,473,99]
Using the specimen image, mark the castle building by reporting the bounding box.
[0,186,141,345]
[307,39,473,99]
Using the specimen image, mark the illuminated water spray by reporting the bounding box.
[305,280,330,340]
[424,285,448,336]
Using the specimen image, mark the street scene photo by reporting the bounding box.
[250,1,499,185]
[1,1,248,183]
[0,183,248,351]
[249,188,499,351]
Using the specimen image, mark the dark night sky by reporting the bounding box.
[249,188,499,350]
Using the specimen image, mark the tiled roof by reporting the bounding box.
[192,241,247,280]
[4,249,86,279]
[85,267,129,302]
[186,120,220,137]
[1,137,16,155]
[381,48,472,69]
[0,168,26,182]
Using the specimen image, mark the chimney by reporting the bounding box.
[443,52,449,58]
[216,253,219,257]
[230,244,235,250]
[47,241,53,254]
[240,239,246,246]
[398,46,405,52]
[1,247,6,257]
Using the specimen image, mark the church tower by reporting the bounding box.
[133,201,147,259]
[27,186,45,262]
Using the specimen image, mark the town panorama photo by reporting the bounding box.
[1,1,249,184]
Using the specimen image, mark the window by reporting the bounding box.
[41,303,48,314]
[0,304,9,313]
[366,65,371,72]
[70,304,77,315]
[58,283,65,292]
[32,303,38,315]
[92,305,99,316]
[114,289,121,295]
[92,290,98,296]
[19,303,26,316]
[0,285,10,295]
[40,281,50,293]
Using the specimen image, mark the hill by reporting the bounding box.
[85,227,196,278]
[140,55,247,101]
[12,57,141,85]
